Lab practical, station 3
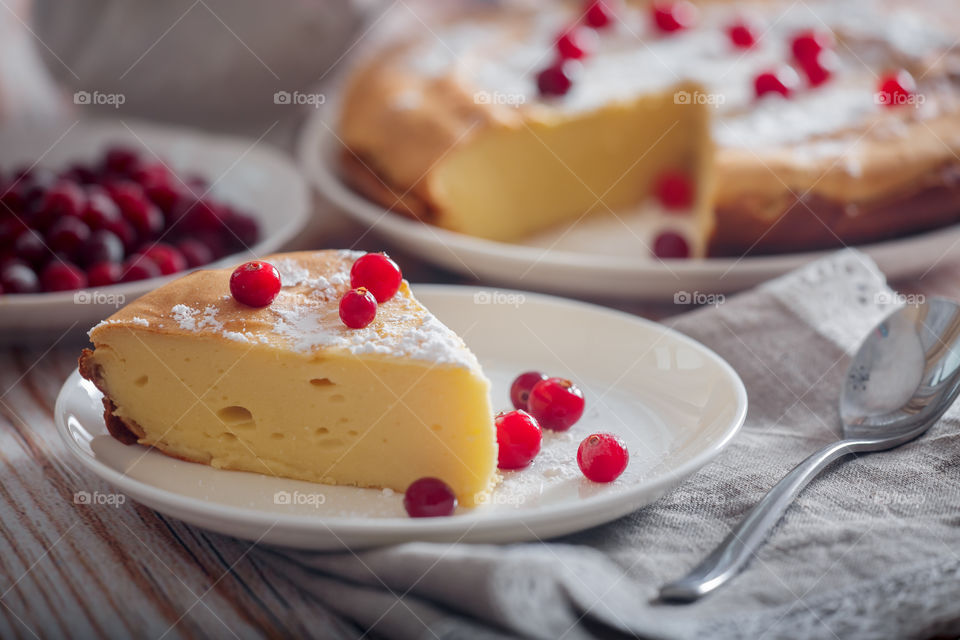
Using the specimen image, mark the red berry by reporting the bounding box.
[510,371,548,410]
[652,231,690,258]
[727,20,757,49]
[81,187,121,230]
[577,433,629,482]
[106,219,137,253]
[40,261,86,292]
[403,477,457,518]
[13,230,48,267]
[39,181,87,222]
[0,263,39,293]
[877,70,916,108]
[791,29,834,65]
[652,1,697,33]
[103,146,141,176]
[754,67,799,98]
[527,377,585,431]
[654,170,694,210]
[349,252,403,302]
[537,60,577,97]
[495,410,542,470]
[798,49,837,87]
[177,239,214,268]
[87,261,122,287]
[339,287,378,329]
[230,260,282,307]
[144,243,187,275]
[556,27,594,60]
[81,229,124,266]
[111,183,163,237]
[583,0,614,28]
[47,217,91,257]
[120,254,162,282]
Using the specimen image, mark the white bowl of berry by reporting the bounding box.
[0,119,310,334]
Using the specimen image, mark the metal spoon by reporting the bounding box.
[660,297,960,602]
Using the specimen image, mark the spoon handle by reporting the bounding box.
[659,438,864,602]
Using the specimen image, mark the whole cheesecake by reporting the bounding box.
[338,0,960,257]
[78,250,499,506]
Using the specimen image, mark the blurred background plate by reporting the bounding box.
[299,99,960,300]
[0,119,310,334]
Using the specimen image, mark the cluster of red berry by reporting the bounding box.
[0,146,259,295]
[339,253,403,329]
[404,370,629,518]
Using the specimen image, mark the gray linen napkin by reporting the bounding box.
[264,249,960,639]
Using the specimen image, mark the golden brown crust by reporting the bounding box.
[78,348,141,445]
[339,149,437,223]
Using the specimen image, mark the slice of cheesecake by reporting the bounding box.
[78,250,498,506]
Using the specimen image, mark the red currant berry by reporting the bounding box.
[652,1,697,33]
[527,377,585,431]
[537,60,577,97]
[81,187,121,230]
[495,410,542,470]
[584,0,614,29]
[103,146,142,176]
[81,229,125,266]
[339,287,378,329]
[754,67,799,99]
[510,370,548,410]
[47,217,91,257]
[349,252,403,302]
[790,29,834,65]
[40,261,87,292]
[727,20,758,49]
[798,49,837,87]
[229,260,282,307]
[144,243,187,275]
[0,263,40,293]
[877,70,916,108]
[652,231,690,258]
[87,261,123,287]
[120,254,162,282]
[577,433,629,482]
[556,27,594,60]
[177,239,214,268]
[404,477,457,517]
[39,181,87,221]
[13,229,48,267]
[654,170,694,210]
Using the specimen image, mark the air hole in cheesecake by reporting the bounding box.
[134,375,148,387]
[317,438,345,450]
[220,432,237,441]
[347,429,359,436]
[270,433,285,440]
[218,405,254,424]
[430,424,443,432]
[337,417,349,424]
[310,378,336,388]
[315,427,330,435]
[329,394,346,403]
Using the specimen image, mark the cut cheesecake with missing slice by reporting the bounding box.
[78,250,499,507]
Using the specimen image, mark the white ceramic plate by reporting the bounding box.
[0,119,310,332]
[55,285,747,550]
[299,100,960,299]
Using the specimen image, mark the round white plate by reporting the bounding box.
[55,285,746,550]
[0,119,311,332]
[299,100,960,299]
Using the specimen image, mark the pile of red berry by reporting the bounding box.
[403,369,629,518]
[339,253,403,329]
[0,146,259,295]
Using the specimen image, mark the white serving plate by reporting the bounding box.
[299,100,960,299]
[56,285,747,550]
[0,119,311,332]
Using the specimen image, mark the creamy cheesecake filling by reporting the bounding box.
[90,329,497,506]
[427,88,714,243]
